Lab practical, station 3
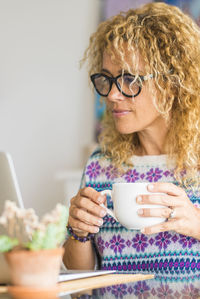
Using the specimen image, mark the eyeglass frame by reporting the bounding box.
[90,73,153,98]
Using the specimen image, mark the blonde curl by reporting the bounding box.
[81,2,200,187]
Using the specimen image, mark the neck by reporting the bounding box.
[136,123,168,156]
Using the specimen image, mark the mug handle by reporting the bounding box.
[100,190,118,221]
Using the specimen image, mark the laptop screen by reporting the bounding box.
[0,152,23,212]
[0,151,24,284]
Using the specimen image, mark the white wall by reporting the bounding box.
[0,0,100,216]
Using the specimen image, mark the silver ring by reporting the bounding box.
[168,208,176,219]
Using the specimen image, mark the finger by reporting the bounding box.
[74,196,107,218]
[70,206,104,227]
[80,187,105,204]
[137,206,187,220]
[167,207,190,220]
[147,182,184,196]
[137,194,182,207]
[137,207,172,218]
[68,215,100,234]
[141,219,177,235]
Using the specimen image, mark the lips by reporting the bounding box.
[112,109,131,117]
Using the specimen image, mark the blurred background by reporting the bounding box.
[0,0,199,216]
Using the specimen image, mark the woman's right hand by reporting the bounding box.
[68,187,107,237]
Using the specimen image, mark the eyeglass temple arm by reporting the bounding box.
[142,74,153,81]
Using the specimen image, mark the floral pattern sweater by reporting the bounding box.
[80,149,200,283]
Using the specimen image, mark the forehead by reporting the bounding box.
[102,48,146,74]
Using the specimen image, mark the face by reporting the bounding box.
[102,51,166,135]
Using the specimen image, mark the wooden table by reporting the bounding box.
[0,273,154,298]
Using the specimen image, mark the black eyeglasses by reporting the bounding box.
[90,73,153,98]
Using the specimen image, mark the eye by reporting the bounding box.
[101,75,109,83]
[122,75,136,85]
[95,75,108,85]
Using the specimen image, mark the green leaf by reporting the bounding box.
[55,206,69,244]
[0,235,19,252]
[26,230,45,251]
[42,223,58,249]
[25,205,69,250]
[41,206,68,249]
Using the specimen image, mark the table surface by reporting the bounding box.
[1,274,200,299]
[63,277,200,299]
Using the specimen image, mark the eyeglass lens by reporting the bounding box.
[93,74,140,97]
[94,75,110,96]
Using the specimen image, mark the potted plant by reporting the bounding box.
[0,200,68,288]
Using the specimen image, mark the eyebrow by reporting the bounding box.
[101,68,123,76]
[101,68,145,76]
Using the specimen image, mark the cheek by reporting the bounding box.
[135,106,160,124]
[134,91,158,116]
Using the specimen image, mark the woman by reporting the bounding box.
[63,2,200,282]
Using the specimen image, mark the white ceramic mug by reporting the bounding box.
[101,182,166,230]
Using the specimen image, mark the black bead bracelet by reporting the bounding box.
[67,225,95,243]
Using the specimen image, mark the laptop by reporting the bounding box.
[0,152,24,284]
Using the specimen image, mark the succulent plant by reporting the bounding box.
[0,235,19,252]
[0,201,68,252]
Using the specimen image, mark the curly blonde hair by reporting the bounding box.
[82,2,200,185]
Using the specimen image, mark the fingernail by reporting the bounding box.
[98,196,103,203]
[100,209,107,217]
[98,219,103,226]
[137,209,143,215]
[140,228,145,234]
[137,196,142,203]
[148,184,154,190]
[94,227,99,233]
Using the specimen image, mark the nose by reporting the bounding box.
[107,82,125,102]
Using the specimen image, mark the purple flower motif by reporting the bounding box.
[156,284,173,299]
[151,288,157,296]
[172,235,179,243]
[163,170,170,177]
[132,233,148,252]
[149,238,154,245]
[127,286,133,294]
[111,284,127,298]
[174,290,181,298]
[105,165,119,180]
[110,234,126,254]
[134,281,150,299]
[105,241,110,248]
[179,235,197,249]
[97,236,105,254]
[146,168,163,182]
[182,284,199,299]
[124,169,139,183]
[99,287,106,296]
[140,173,145,179]
[86,161,101,179]
[126,239,132,247]
[180,169,187,177]
[101,167,105,173]
[155,232,172,250]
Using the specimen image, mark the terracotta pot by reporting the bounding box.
[5,247,64,287]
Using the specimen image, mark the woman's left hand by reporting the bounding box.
[137,182,200,239]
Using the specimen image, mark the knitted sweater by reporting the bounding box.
[80,149,200,283]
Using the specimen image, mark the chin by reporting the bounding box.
[113,117,138,135]
[115,125,136,135]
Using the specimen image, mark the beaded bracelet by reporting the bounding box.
[67,225,95,243]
